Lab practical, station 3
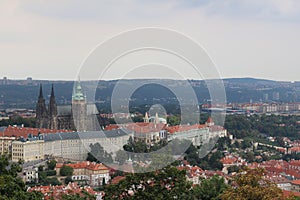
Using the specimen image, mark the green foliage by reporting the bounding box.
[131,115,144,123]
[193,175,227,200]
[0,154,43,199]
[60,165,73,176]
[104,166,193,199]
[167,115,180,126]
[220,168,282,200]
[184,143,224,170]
[38,171,61,186]
[65,176,73,184]
[60,190,96,200]
[227,165,242,174]
[115,150,128,165]
[47,159,57,170]
[87,143,113,163]
[45,170,56,176]
[0,117,36,127]
[225,114,300,140]
[38,165,44,171]
[241,138,252,149]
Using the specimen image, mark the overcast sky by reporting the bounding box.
[1,0,300,81]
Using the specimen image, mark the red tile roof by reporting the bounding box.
[28,182,102,200]
[283,190,300,198]
[166,124,206,134]
[0,125,72,138]
[56,161,109,172]
[291,180,300,185]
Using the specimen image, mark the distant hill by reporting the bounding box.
[0,78,299,110]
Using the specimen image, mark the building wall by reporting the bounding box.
[0,136,15,155]
[12,140,44,162]
[291,183,300,192]
[44,134,131,161]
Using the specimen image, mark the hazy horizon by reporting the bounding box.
[1,76,298,83]
[1,1,300,81]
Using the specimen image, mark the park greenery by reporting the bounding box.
[0,154,43,199]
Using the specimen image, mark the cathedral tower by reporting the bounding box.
[72,79,87,132]
[36,84,48,128]
[48,84,58,129]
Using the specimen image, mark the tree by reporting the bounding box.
[47,159,57,170]
[104,166,193,199]
[227,165,242,174]
[87,143,113,163]
[193,175,227,200]
[115,150,128,165]
[65,176,73,184]
[220,168,282,200]
[60,165,73,176]
[0,154,43,199]
[61,190,96,200]
[38,165,44,171]
[167,115,180,126]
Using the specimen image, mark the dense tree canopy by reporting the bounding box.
[60,165,73,176]
[220,168,282,200]
[225,114,300,140]
[87,143,113,164]
[0,154,43,199]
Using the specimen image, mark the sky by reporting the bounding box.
[0,0,300,81]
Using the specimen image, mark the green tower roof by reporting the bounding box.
[72,79,86,101]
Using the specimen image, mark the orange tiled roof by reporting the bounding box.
[166,124,206,134]
[291,180,300,185]
[122,122,166,133]
[206,117,213,123]
[56,161,109,171]
[220,156,238,165]
[283,190,300,198]
[0,125,72,138]
[28,182,102,199]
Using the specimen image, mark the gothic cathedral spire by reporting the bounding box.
[49,84,58,129]
[36,84,48,128]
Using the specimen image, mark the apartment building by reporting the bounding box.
[11,140,44,162]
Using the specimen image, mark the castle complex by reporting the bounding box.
[35,81,99,131]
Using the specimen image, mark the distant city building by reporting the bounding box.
[263,93,269,102]
[273,91,280,101]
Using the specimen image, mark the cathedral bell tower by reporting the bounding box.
[72,79,87,132]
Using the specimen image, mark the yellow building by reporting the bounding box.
[0,136,15,155]
[11,140,44,162]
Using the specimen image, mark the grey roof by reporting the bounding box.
[87,104,99,115]
[0,126,7,132]
[57,104,99,116]
[44,129,131,142]
[57,105,71,116]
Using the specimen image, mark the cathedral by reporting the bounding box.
[36,81,99,131]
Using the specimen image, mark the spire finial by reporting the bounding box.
[51,84,55,97]
[39,84,43,98]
